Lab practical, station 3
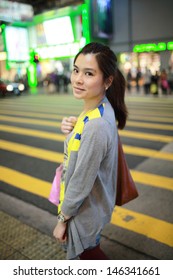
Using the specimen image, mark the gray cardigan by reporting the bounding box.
[61,98,118,259]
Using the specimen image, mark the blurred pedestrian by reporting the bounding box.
[143,68,152,94]
[62,74,70,93]
[55,72,60,93]
[126,69,132,93]
[135,67,142,93]
[167,66,173,94]
[53,42,128,260]
[160,69,169,95]
[150,71,159,96]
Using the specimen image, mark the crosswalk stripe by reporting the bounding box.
[127,121,173,130]
[128,110,173,118]
[128,103,173,110]
[131,170,173,191]
[123,145,173,161]
[0,140,63,163]
[111,207,173,247]
[0,115,62,127]
[1,124,173,143]
[0,124,65,141]
[1,109,173,123]
[0,165,172,247]
[2,103,173,117]
[1,139,173,164]
[0,110,65,120]
[120,129,173,142]
[0,140,173,192]
[125,96,173,103]
[0,106,79,114]
[2,95,173,107]
[0,103,81,115]
[1,115,173,131]
[0,166,51,198]
[129,115,173,123]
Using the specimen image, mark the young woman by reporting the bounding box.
[53,42,128,260]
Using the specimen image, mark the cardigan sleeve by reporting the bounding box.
[61,118,112,217]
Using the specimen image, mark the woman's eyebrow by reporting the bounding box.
[73,64,96,72]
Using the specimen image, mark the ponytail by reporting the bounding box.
[106,69,128,129]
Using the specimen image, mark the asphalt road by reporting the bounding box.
[0,89,173,260]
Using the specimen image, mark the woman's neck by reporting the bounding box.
[83,95,105,114]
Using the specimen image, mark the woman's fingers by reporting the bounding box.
[61,116,77,135]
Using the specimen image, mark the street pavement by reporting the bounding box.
[0,88,173,260]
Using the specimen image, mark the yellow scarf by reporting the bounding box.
[58,103,105,211]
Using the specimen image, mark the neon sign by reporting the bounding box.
[133,42,173,53]
[36,42,81,59]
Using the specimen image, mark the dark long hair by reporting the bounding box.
[74,42,128,129]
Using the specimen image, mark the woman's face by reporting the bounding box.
[71,53,107,102]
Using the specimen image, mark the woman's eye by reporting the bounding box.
[73,68,78,73]
[85,72,93,76]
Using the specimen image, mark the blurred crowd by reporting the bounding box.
[126,66,173,96]
[42,71,71,94]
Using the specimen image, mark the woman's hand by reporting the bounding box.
[61,116,77,135]
[53,221,67,243]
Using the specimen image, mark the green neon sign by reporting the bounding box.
[167,42,173,50]
[27,63,37,88]
[82,2,91,44]
[133,42,173,52]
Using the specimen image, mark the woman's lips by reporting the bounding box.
[73,87,85,92]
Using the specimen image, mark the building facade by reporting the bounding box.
[110,0,173,75]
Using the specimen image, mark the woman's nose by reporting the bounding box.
[75,73,84,84]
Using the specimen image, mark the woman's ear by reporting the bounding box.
[105,76,113,90]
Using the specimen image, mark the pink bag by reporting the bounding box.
[48,164,63,206]
[161,79,169,89]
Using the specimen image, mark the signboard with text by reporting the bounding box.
[0,1,34,22]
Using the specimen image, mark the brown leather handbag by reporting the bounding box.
[115,135,139,206]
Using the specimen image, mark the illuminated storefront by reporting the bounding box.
[110,0,173,88]
[1,0,113,88]
[119,41,173,75]
[0,1,91,87]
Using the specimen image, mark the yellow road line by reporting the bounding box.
[1,139,173,163]
[128,104,173,110]
[0,166,51,199]
[123,145,173,161]
[0,115,62,127]
[0,110,65,119]
[119,130,173,143]
[0,140,63,163]
[1,103,82,113]
[1,102,173,117]
[129,115,173,123]
[1,115,173,132]
[0,124,65,141]
[0,165,172,247]
[1,140,173,192]
[125,96,173,103]
[1,115,173,131]
[111,207,173,247]
[131,170,173,191]
[1,124,173,143]
[127,121,173,131]
[0,98,82,108]
[1,109,173,123]
[128,110,173,118]
[0,104,80,115]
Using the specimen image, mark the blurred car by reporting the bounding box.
[0,79,25,96]
[6,82,25,95]
[0,79,7,96]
